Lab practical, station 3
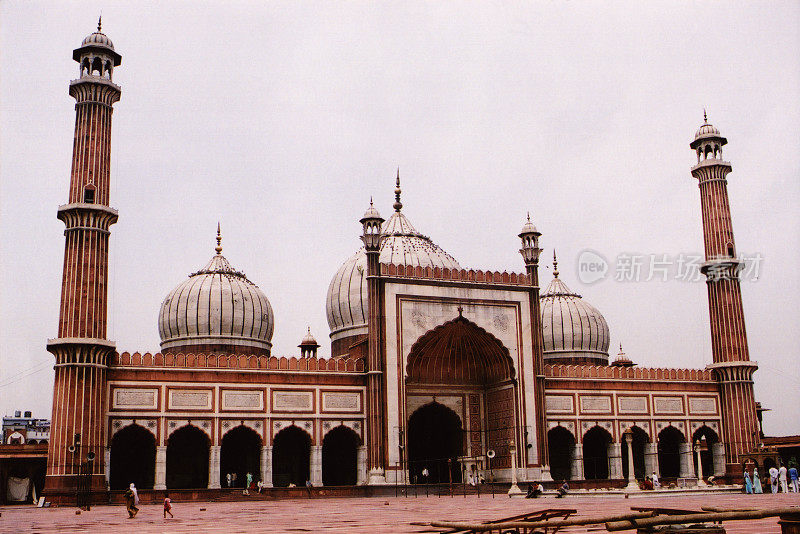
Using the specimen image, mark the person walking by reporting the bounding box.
[789,465,799,493]
[779,465,789,493]
[124,483,139,518]
[244,472,252,495]
[163,493,173,519]
[743,471,753,494]
[753,467,763,494]
[226,473,231,488]
[769,466,779,494]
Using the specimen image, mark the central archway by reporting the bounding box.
[166,425,210,489]
[110,424,156,490]
[548,426,575,481]
[220,425,261,488]
[272,426,311,487]
[322,426,360,486]
[406,315,517,471]
[408,402,463,483]
[583,426,612,480]
[657,426,684,479]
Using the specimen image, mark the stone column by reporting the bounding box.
[608,442,623,480]
[507,441,524,496]
[694,442,707,486]
[357,446,367,485]
[712,442,726,477]
[624,432,638,490]
[104,447,111,487]
[570,444,584,481]
[208,445,221,489]
[260,446,272,488]
[679,442,695,478]
[154,445,167,490]
[311,445,323,486]
[644,442,659,479]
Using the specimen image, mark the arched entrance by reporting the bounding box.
[272,426,311,487]
[692,426,718,478]
[408,402,463,483]
[220,425,261,488]
[548,426,575,481]
[110,424,156,490]
[322,426,360,486]
[583,426,612,480]
[166,425,210,489]
[621,427,648,480]
[405,315,517,475]
[657,426,684,479]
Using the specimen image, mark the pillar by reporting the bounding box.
[357,446,367,485]
[695,442,707,486]
[570,444,584,481]
[260,446,272,488]
[624,432,638,490]
[644,442,659,479]
[208,445,221,489]
[679,442,695,478]
[104,447,111,487]
[310,445,322,486]
[608,442,623,479]
[154,446,167,490]
[712,442,726,477]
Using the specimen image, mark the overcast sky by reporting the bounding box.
[1,1,798,436]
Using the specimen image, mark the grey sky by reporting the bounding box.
[1,1,799,436]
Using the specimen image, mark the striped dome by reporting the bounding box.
[326,209,460,342]
[158,250,274,354]
[540,269,610,365]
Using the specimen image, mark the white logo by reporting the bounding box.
[577,249,608,284]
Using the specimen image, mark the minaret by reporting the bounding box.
[45,20,122,500]
[361,196,386,484]
[690,113,758,476]
[518,214,549,479]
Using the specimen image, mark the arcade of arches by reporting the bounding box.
[545,424,725,482]
[107,423,364,490]
[404,317,518,484]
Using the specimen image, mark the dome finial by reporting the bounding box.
[553,249,559,278]
[393,168,402,211]
[98,15,102,33]
[703,108,707,123]
[215,222,223,255]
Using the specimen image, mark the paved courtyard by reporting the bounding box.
[0,491,797,533]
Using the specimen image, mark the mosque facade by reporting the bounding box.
[43,26,760,501]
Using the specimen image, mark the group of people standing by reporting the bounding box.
[744,464,799,494]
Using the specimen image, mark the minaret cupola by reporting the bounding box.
[74,17,121,81]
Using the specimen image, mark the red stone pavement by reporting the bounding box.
[0,491,797,533]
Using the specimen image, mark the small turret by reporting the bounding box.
[298,327,320,358]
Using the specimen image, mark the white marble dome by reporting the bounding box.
[158,243,274,354]
[540,259,610,365]
[326,206,461,342]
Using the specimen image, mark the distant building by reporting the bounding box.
[2,411,50,445]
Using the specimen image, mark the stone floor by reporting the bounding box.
[0,491,797,533]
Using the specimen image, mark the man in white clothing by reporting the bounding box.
[769,466,779,493]
[778,465,789,493]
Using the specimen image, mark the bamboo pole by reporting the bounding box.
[430,511,656,531]
[606,507,800,531]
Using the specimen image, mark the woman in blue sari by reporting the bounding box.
[744,471,753,494]
[753,467,763,493]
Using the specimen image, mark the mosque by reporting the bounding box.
[43,24,762,502]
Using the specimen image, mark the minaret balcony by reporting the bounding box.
[57,203,118,232]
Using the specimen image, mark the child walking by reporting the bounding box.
[163,493,174,519]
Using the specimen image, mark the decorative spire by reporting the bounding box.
[703,108,707,123]
[393,168,402,212]
[98,15,102,33]
[215,222,222,255]
[553,250,559,278]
